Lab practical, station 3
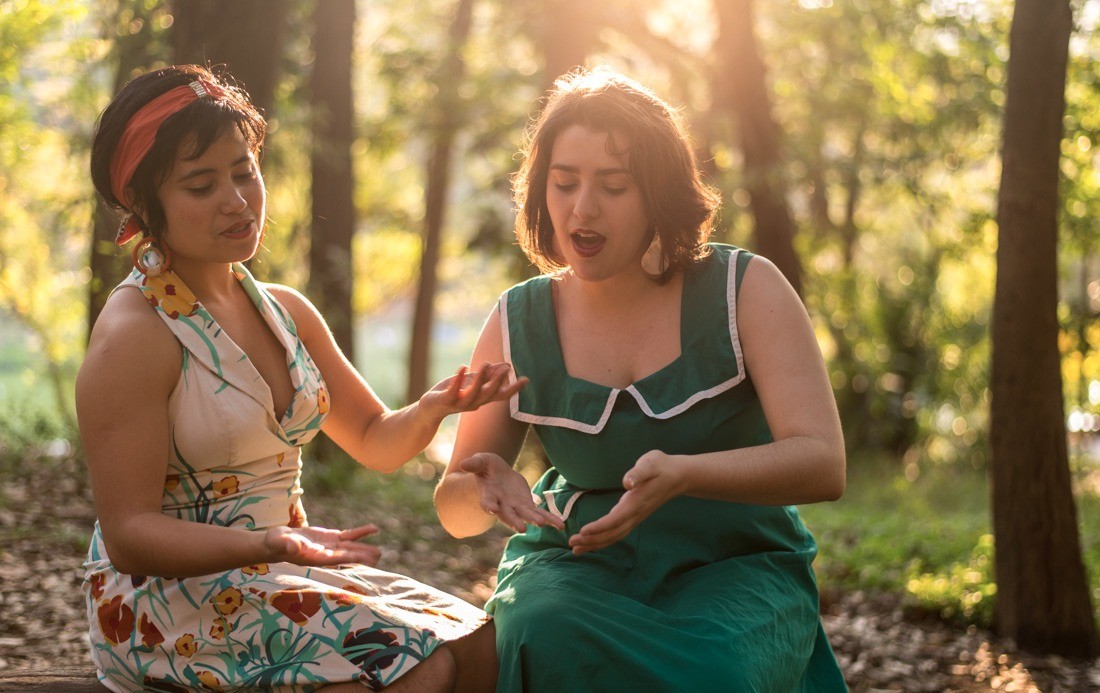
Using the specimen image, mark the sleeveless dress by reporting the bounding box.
[487,244,847,692]
[83,264,489,692]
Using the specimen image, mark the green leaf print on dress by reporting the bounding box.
[83,265,489,692]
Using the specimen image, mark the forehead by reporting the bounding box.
[174,126,251,166]
[548,124,631,168]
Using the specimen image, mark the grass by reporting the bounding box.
[799,457,1100,629]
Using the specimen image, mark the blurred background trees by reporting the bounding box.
[1,0,1097,655]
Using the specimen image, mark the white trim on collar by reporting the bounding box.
[503,249,747,433]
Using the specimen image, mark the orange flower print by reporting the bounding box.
[174,633,198,658]
[317,386,330,415]
[423,607,463,623]
[97,596,135,646]
[276,452,285,466]
[212,475,239,497]
[138,612,164,648]
[270,588,322,626]
[88,573,105,600]
[288,501,305,528]
[141,274,199,320]
[330,583,369,607]
[164,474,180,492]
[209,617,231,641]
[213,587,243,615]
[241,563,269,576]
[196,670,224,692]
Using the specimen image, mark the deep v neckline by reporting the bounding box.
[140,264,301,429]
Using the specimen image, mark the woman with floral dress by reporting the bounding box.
[434,68,850,691]
[79,64,508,692]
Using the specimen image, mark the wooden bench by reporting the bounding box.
[0,667,108,692]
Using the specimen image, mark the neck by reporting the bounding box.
[169,260,241,305]
[562,265,669,313]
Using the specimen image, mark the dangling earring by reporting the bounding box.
[131,236,172,277]
[642,225,666,274]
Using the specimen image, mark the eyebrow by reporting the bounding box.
[176,155,253,182]
[549,164,630,176]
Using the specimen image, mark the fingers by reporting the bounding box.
[568,493,642,554]
[452,362,516,410]
[339,524,379,541]
[446,365,468,399]
[494,375,529,401]
[459,454,492,475]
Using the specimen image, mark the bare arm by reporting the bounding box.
[570,257,845,553]
[434,305,562,537]
[78,290,380,577]
[266,286,523,474]
[674,256,845,502]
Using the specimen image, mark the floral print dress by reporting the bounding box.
[83,265,488,692]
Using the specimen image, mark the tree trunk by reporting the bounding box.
[87,1,165,340]
[712,0,803,297]
[308,0,357,359]
[539,0,599,89]
[990,0,1097,657]
[168,0,289,119]
[406,0,476,404]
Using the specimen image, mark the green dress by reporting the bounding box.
[486,244,847,692]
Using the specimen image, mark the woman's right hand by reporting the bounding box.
[264,524,382,567]
[459,453,565,533]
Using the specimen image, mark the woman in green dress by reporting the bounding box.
[434,67,848,691]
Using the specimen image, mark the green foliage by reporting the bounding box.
[906,534,996,625]
[800,458,1100,630]
[0,0,99,433]
[0,401,73,468]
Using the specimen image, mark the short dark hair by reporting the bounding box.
[513,67,720,281]
[89,64,266,240]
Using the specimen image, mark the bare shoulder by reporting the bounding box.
[736,255,806,329]
[78,287,181,401]
[262,283,326,337]
[734,255,814,349]
[472,299,506,363]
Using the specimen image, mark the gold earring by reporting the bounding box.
[131,236,172,277]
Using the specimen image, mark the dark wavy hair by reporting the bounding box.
[89,64,266,241]
[513,67,720,282]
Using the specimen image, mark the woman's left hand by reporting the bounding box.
[568,450,688,555]
[419,362,527,424]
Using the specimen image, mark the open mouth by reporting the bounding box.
[221,220,255,239]
[571,231,605,257]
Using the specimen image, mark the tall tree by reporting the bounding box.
[168,0,289,119]
[308,0,357,358]
[538,0,600,88]
[406,0,476,403]
[990,0,1097,657]
[87,1,166,338]
[712,0,802,296]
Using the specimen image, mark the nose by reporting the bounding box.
[221,179,248,215]
[573,182,599,222]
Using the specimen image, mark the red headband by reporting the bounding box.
[111,79,229,245]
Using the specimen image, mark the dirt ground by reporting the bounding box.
[1,454,1097,692]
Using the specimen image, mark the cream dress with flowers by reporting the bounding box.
[83,265,488,692]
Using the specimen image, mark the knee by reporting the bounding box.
[493,589,587,656]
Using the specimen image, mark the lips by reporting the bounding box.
[221,220,255,239]
[571,230,605,257]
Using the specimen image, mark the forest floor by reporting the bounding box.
[1,453,1098,692]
